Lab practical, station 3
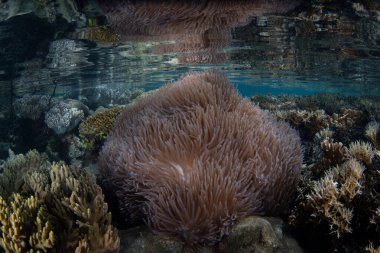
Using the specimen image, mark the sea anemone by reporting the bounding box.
[99,70,302,247]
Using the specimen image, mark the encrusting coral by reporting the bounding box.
[79,107,124,151]
[0,151,120,253]
[99,69,303,248]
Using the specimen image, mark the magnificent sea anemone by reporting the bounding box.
[96,0,302,64]
[99,70,302,247]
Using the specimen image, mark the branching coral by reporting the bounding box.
[0,149,50,198]
[0,150,120,253]
[346,141,373,166]
[311,132,347,176]
[305,159,365,238]
[0,193,55,253]
[99,69,302,247]
[365,121,379,148]
[26,163,120,253]
[275,109,331,138]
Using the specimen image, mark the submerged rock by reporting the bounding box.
[118,216,303,253]
[224,216,304,253]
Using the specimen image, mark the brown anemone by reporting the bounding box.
[99,69,302,247]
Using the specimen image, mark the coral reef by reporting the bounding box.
[45,99,89,135]
[99,70,302,248]
[346,141,373,166]
[0,150,120,253]
[26,163,120,253]
[250,94,380,252]
[0,149,50,198]
[366,122,379,148]
[0,193,55,253]
[13,95,51,120]
[79,107,124,151]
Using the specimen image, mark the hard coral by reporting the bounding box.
[0,149,50,198]
[302,159,365,238]
[26,163,120,253]
[0,150,119,253]
[99,70,303,247]
[79,107,124,151]
[0,193,55,253]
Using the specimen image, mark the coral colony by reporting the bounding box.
[99,70,303,247]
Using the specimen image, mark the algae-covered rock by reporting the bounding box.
[119,226,185,253]
[224,216,304,253]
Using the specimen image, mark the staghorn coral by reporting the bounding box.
[366,243,380,253]
[365,121,379,148]
[99,70,302,247]
[79,107,124,151]
[346,141,373,166]
[275,109,331,139]
[301,159,365,238]
[311,137,346,176]
[0,193,55,253]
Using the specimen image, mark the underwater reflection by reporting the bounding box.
[97,0,302,64]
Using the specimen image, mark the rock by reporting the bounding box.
[119,226,186,253]
[117,216,303,253]
[223,216,304,253]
